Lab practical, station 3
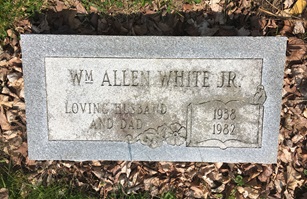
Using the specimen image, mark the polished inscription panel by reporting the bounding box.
[45,58,264,149]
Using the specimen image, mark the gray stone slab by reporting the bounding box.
[21,35,287,163]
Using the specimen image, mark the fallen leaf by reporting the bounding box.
[55,0,65,12]
[14,142,27,157]
[75,0,87,14]
[190,186,204,198]
[244,187,260,199]
[25,157,36,166]
[258,165,272,182]
[0,106,11,130]
[202,175,215,187]
[7,72,22,83]
[183,3,192,11]
[280,148,292,163]
[0,188,8,199]
[284,0,295,8]
[144,177,160,190]
[280,20,293,36]
[286,165,303,192]
[92,167,103,179]
[287,37,307,61]
[214,162,223,169]
[91,160,101,167]
[211,184,225,193]
[90,6,98,13]
[289,0,307,15]
[292,21,305,34]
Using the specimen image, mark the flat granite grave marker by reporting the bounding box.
[21,35,287,163]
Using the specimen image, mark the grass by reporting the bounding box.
[227,175,245,199]
[80,0,175,13]
[81,0,125,12]
[0,0,47,40]
[0,160,177,198]
[0,160,96,198]
[25,184,95,199]
[107,189,176,199]
[0,159,26,198]
[233,175,244,187]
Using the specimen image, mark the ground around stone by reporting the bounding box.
[0,0,307,198]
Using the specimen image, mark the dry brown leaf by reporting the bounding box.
[12,100,25,110]
[55,0,65,12]
[291,135,304,145]
[159,162,173,173]
[244,187,260,199]
[193,4,205,11]
[289,37,306,45]
[91,160,101,167]
[214,162,223,169]
[90,6,98,13]
[144,8,156,15]
[6,29,14,37]
[0,188,8,199]
[0,68,8,82]
[286,165,303,192]
[129,170,140,185]
[7,72,22,83]
[25,157,36,166]
[118,173,128,186]
[19,87,24,99]
[102,182,113,196]
[190,186,204,198]
[237,186,244,194]
[287,47,306,62]
[0,94,13,108]
[211,184,225,193]
[10,153,22,165]
[0,53,11,62]
[202,175,215,187]
[258,165,272,182]
[0,60,8,67]
[2,86,19,99]
[293,21,306,34]
[284,0,295,8]
[280,148,293,163]
[75,0,87,14]
[14,142,27,157]
[144,177,160,190]
[0,106,11,130]
[183,3,192,11]
[9,57,22,67]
